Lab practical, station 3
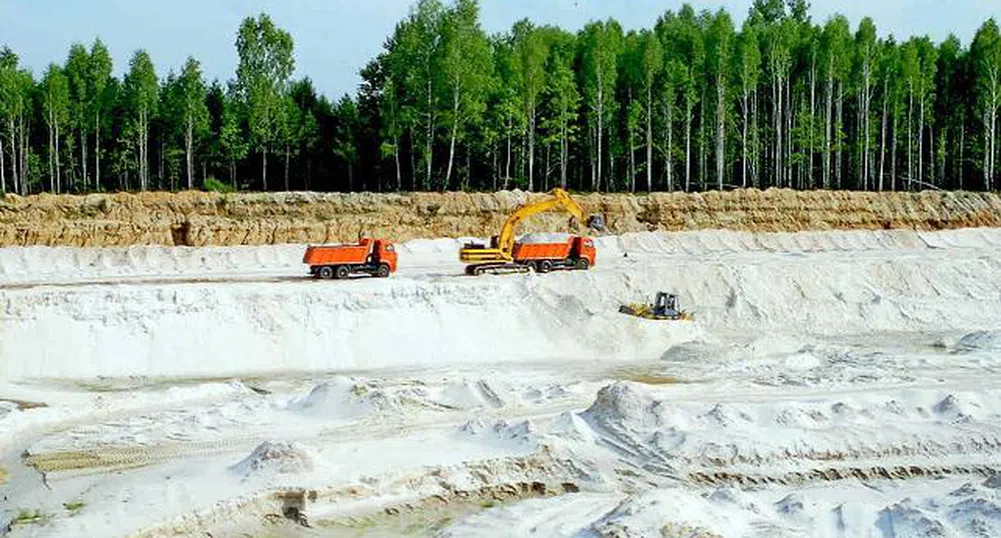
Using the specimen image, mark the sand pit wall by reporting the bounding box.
[1,189,1000,248]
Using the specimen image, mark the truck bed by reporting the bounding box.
[302,245,372,266]
[512,241,573,261]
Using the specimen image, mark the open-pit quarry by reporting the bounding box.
[3,189,1001,537]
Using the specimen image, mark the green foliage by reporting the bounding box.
[203,177,235,193]
[4,1,1001,195]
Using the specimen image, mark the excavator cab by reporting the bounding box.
[585,215,606,233]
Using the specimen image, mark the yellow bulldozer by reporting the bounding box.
[619,292,694,321]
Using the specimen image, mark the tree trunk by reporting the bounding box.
[425,79,434,190]
[786,74,792,188]
[8,122,17,194]
[685,98,692,192]
[959,124,965,190]
[824,64,833,190]
[775,74,783,188]
[809,59,815,189]
[918,93,925,186]
[892,109,898,191]
[284,144,290,191]
[55,122,62,193]
[262,147,268,191]
[48,111,55,191]
[907,84,913,189]
[394,134,401,191]
[186,120,195,190]
[879,85,888,191]
[446,83,460,190]
[505,123,512,189]
[561,121,568,189]
[95,112,101,191]
[528,99,536,192]
[597,82,604,192]
[716,73,725,190]
[409,127,417,190]
[740,89,748,187]
[646,85,653,192]
[628,89,636,193]
[835,81,843,189]
[699,96,706,190]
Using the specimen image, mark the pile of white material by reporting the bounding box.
[517,232,572,244]
[3,229,1001,380]
[229,441,315,478]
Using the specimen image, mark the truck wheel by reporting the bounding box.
[539,260,553,273]
[575,259,590,271]
[376,263,391,278]
[526,261,538,273]
[335,266,350,280]
[318,266,335,280]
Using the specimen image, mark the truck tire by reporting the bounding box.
[317,266,335,280]
[526,261,538,273]
[539,260,553,273]
[575,258,590,271]
[376,263,391,278]
[335,265,350,280]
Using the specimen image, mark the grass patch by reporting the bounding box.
[0,464,8,486]
[12,509,48,525]
[63,501,85,514]
[611,368,686,386]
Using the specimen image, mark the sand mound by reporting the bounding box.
[230,441,315,478]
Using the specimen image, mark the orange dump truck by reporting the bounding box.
[511,235,596,273]
[303,238,398,279]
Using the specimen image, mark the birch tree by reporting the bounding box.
[235,13,295,190]
[176,57,208,189]
[89,39,112,190]
[972,19,1001,190]
[124,50,157,190]
[42,64,70,193]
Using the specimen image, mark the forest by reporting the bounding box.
[1,0,1001,195]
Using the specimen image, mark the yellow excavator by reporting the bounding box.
[460,188,605,276]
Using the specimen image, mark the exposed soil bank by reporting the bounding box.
[1,188,999,247]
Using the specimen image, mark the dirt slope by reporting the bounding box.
[1,188,999,247]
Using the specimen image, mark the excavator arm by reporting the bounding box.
[460,188,604,264]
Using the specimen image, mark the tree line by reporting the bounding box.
[1,0,1001,195]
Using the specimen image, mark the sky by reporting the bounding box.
[2,0,999,98]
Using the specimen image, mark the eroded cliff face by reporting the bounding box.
[1,188,999,247]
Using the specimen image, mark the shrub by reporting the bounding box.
[203,177,235,193]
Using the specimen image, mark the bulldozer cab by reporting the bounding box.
[654,292,679,317]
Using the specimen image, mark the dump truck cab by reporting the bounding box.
[365,239,398,273]
[571,236,597,268]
